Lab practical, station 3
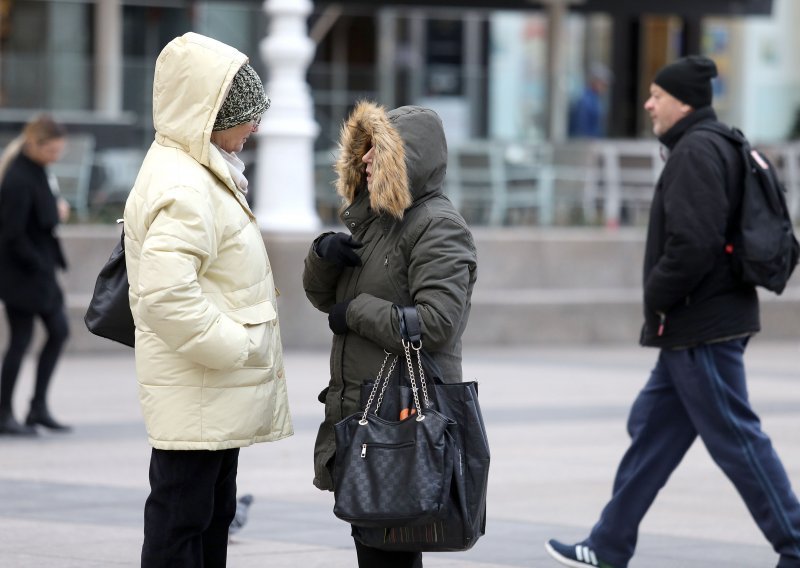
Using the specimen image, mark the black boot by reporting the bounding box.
[0,409,38,436]
[25,403,71,432]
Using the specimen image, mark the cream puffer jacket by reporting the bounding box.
[123,32,292,450]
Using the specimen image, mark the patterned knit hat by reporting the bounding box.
[213,63,270,131]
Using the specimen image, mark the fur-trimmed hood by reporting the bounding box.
[335,102,448,219]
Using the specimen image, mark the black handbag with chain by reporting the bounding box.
[333,339,458,527]
[346,307,490,552]
[84,223,135,347]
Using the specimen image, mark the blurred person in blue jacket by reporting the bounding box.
[568,63,612,138]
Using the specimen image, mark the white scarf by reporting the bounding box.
[214,144,249,195]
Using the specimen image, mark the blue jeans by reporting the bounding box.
[587,338,800,568]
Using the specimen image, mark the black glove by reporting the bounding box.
[328,299,352,335]
[316,232,363,266]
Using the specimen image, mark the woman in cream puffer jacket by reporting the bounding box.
[124,32,292,566]
[124,32,292,451]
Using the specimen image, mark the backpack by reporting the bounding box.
[695,123,800,294]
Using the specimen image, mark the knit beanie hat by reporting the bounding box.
[213,63,270,131]
[653,55,718,109]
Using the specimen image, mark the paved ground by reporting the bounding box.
[0,339,798,567]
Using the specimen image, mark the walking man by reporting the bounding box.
[546,55,800,568]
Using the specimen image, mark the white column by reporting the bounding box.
[94,0,123,115]
[255,0,320,231]
[546,0,569,143]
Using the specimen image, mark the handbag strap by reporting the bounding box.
[359,306,434,424]
[396,305,431,409]
[402,339,430,410]
[361,350,399,423]
[396,305,422,344]
[360,345,429,423]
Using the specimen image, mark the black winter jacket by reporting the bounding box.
[0,152,67,314]
[640,107,759,348]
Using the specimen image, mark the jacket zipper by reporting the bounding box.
[361,441,414,458]
[383,255,406,302]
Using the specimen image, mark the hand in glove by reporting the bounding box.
[328,300,352,335]
[316,232,364,266]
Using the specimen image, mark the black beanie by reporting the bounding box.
[653,55,718,109]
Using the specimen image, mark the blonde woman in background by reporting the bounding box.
[0,114,72,436]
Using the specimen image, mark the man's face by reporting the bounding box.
[643,83,692,137]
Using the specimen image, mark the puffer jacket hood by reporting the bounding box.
[336,102,448,219]
[152,31,249,201]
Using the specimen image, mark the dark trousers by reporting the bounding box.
[0,304,69,412]
[141,448,239,568]
[354,539,422,568]
[587,338,800,568]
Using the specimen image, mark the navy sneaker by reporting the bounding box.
[545,539,617,568]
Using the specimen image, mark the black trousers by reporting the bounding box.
[354,539,423,568]
[141,447,239,568]
[0,304,69,412]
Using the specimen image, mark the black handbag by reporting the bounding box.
[348,307,490,552]
[84,224,135,347]
[333,341,458,528]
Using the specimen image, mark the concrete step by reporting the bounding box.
[465,286,800,345]
[1,225,797,353]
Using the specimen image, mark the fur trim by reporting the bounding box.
[335,101,411,220]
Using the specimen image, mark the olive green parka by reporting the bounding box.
[302,102,478,490]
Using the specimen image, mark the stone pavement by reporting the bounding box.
[0,340,798,567]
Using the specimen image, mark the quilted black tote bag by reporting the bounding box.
[333,341,458,528]
[84,224,135,347]
[354,357,489,551]
[350,307,490,552]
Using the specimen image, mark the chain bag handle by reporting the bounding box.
[359,303,434,425]
[359,350,400,424]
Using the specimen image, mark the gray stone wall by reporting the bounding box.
[1,225,797,353]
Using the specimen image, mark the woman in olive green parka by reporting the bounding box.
[302,101,477,567]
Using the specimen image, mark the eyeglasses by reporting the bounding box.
[250,114,262,128]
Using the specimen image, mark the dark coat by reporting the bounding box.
[0,152,67,314]
[302,103,478,491]
[640,107,759,348]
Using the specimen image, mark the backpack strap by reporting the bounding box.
[687,122,750,253]
[691,121,748,146]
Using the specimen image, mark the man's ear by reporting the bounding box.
[680,103,693,117]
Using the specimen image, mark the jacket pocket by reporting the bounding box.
[228,302,278,369]
[383,255,410,304]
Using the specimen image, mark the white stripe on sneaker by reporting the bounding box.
[545,540,609,568]
[575,545,599,566]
